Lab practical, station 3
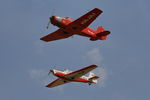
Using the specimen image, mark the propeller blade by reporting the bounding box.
[46,8,56,29]
[46,20,51,29]
[48,66,56,75]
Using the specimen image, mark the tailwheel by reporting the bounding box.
[88,83,92,85]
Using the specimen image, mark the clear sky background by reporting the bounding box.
[0,0,150,100]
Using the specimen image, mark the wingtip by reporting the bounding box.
[45,85,49,88]
[90,64,98,68]
[40,38,49,42]
[94,8,103,13]
[45,85,51,88]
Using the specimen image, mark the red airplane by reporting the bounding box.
[40,8,110,42]
[46,65,99,88]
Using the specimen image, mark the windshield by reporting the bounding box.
[65,17,74,21]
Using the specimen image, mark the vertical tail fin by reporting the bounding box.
[97,26,105,33]
[96,26,110,40]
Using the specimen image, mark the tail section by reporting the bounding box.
[96,26,110,40]
[88,72,99,84]
[97,26,105,33]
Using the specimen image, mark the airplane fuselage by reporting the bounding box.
[52,69,95,83]
[50,16,99,39]
[46,65,99,88]
[41,8,110,42]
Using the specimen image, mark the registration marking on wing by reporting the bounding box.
[81,13,96,25]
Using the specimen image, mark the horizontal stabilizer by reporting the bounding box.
[88,76,99,84]
[89,76,99,80]
[96,31,110,40]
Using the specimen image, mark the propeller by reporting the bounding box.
[46,18,51,29]
[48,69,53,75]
[48,66,56,75]
[46,9,55,29]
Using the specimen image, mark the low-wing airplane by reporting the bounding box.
[40,8,110,42]
[46,65,99,88]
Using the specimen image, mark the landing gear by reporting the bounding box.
[90,37,98,41]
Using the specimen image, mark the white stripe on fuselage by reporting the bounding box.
[87,30,95,35]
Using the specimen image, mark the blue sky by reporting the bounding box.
[0,0,150,100]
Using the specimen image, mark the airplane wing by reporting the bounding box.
[64,65,97,79]
[67,8,102,31]
[46,78,70,88]
[40,29,73,42]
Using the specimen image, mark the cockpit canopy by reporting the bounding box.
[63,69,72,74]
[55,16,63,23]
[50,16,74,26]
[65,17,74,21]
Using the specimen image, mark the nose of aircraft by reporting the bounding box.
[50,16,55,23]
[46,16,55,29]
[48,69,54,75]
